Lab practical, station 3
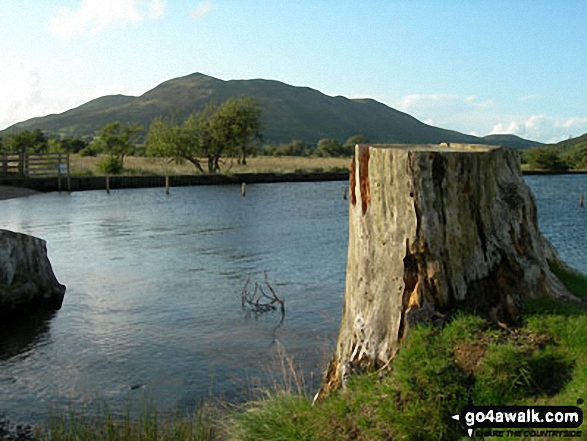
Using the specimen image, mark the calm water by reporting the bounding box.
[0,176,586,424]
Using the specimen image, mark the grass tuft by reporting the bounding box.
[40,398,219,441]
[549,260,587,299]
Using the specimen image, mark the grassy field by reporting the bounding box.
[36,265,587,440]
[69,154,351,177]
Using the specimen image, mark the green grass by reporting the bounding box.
[39,399,219,441]
[549,260,587,299]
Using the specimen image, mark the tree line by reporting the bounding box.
[522,139,587,171]
[1,95,370,175]
[0,128,89,155]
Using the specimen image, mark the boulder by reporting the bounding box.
[0,229,66,318]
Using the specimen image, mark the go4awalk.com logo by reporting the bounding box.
[452,403,584,438]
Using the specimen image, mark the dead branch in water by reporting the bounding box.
[242,271,285,318]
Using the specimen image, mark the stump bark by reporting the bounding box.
[321,144,574,395]
[0,229,66,318]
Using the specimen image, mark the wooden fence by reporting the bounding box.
[2,150,70,190]
[1,152,24,176]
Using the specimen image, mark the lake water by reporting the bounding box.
[1,176,586,424]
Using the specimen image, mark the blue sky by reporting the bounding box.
[1,1,586,143]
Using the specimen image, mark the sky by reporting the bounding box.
[1,0,586,143]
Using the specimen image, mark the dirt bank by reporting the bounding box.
[0,186,40,201]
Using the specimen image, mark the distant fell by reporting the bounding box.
[544,133,587,152]
[479,134,542,149]
[3,72,541,148]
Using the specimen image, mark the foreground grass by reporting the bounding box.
[40,265,586,440]
[39,401,220,441]
[69,155,350,177]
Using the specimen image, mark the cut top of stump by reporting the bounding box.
[359,143,500,153]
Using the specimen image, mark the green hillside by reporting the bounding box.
[3,72,541,148]
[523,133,587,170]
[548,133,587,153]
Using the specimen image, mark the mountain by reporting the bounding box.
[544,133,587,152]
[478,134,542,149]
[3,73,541,148]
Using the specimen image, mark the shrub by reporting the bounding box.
[96,156,124,175]
[79,145,100,157]
[523,148,568,171]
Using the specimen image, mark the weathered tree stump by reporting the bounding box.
[0,230,66,319]
[320,144,574,396]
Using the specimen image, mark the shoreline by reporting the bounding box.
[0,171,349,196]
[1,168,586,201]
[0,186,40,201]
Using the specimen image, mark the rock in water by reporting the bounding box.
[0,230,66,318]
[321,144,574,394]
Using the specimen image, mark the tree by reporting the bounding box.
[147,96,263,173]
[343,134,370,154]
[316,138,345,157]
[217,96,263,165]
[93,122,143,168]
[1,129,48,153]
[562,144,587,170]
[59,137,88,153]
[524,147,568,171]
[272,139,309,157]
[201,96,262,169]
[147,115,205,172]
[192,102,226,173]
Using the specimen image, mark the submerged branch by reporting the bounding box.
[241,272,285,318]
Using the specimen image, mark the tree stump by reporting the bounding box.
[320,144,574,396]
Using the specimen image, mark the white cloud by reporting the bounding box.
[563,117,587,130]
[471,98,494,109]
[0,59,141,131]
[489,115,587,143]
[399,94,459,112]
[519,94,540,102]
[464,95,493,107]
[491,120,522,135]
[0,60,48,130]
[394,93,586,143]
[48,0,164,39]
[148,0,165,20]
[398,93,493,115]
[191,0,214,20]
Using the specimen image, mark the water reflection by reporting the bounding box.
[0,310,56,361]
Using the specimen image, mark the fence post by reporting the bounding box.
[24,147,29,177]
[58,153,62,193]
[2,153,6,177]
[67,151,71,192]
[18,149,23,176]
